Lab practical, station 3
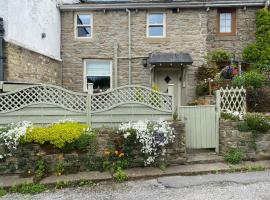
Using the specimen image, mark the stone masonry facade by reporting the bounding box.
[4,42,62,85]
[61,6,259,103]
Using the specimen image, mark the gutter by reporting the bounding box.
[127,9,132,85]
[0,18,4,82]
[60,1,266,10]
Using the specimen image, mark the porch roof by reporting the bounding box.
[148,52,193,65]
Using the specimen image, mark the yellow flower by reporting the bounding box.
[119,153,124,158]
[115,150,119,155]
[104,151,110,156]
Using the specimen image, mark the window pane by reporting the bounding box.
[77,27,91,37]
[149,14,164,25]
[77,14,91,25]
[86,60,111,77]
[220,13,232,33]
[87,76,110,93]
[149,26,164,37]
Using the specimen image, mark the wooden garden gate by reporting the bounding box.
[178,105,219,152]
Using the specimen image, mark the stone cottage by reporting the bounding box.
[60,0,265,105]
[0,0,267,106]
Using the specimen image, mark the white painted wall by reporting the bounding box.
[0,0,61,60]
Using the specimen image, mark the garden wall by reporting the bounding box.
[0,121,186,176]
[220,119,270,160]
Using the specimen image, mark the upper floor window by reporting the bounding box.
[84,59,112,93]
[147,13,166,38]
[217,9,236,36]
[75,14,93,38]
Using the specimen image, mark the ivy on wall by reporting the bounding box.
[243,8,270,69]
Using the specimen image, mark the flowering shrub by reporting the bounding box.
[118,119,175,166]
[21,122,90,149]
[221,110,243,121]
[244,113,270,132]
[0,121,32,160]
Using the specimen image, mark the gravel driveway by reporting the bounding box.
[2,171,270,200]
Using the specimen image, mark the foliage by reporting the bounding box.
[102,147,129,173]
[243,8,270,69]
[119,119,175,166]
[196,65,219,82]
[84,153,104,172]
[113,167,128,182]
[220,65,238,80]
[0,121,32,160]
[244,113,270,132]
[246,87,270,112]
[232,71,266,88]
[237,121,251,132]
[0,188,7,197]
[22,122,90,149]
[187,99,209,106]
[54,162,65,176]
[224,148,244,164]
[196,81,209,96]
[206,49,231,63]
[62,131,97,152]
[34,159,48,183]
[10,183,46,195]
[221,112,239,121]
[172,109,178,121]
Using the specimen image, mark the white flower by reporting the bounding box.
[118,119,175,166]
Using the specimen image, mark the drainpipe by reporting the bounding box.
[126,9,132,85]
[0,17,4,82]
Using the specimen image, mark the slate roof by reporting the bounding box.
[148,52,193,65]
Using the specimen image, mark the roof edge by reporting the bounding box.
[60,1,266,11]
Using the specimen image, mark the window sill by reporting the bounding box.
[144,37,169,44]
[214,35,238,41]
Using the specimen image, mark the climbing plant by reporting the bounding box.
[243,8,270,70]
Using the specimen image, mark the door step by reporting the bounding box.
[186,151,224,165]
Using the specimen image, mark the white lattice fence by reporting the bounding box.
[0,84,87,113]
[217,86,246,114]
[90,85,173,113]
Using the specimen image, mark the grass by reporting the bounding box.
[0,188,7,197]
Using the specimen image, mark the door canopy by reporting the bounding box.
[148,52,193,67]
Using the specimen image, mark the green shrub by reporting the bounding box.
[221,112,239,121]
[113,168,128,183]
[224,148,244,164]
[243,8,270,69]
[22,122,90,149]
[54,162,65,176]
[206,49,232,63]
[196,82,209,96]
[84,153,104,172]
[237,122,251,132]
[232,71,266,88]
[10,183,46,195]
[244,113,270,132]
[196,65,219,82]
[34,159,48,183]
[246,87,270,112]
[62,132,97,152]
[0,188,7,197]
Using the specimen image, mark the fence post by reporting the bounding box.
[0,81,3,93]
[215,90,221,153]
[87,83,93,126]
[168,84,175,116]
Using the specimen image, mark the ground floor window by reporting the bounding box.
[84,59,112,93]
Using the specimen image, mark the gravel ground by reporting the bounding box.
[2,171,270,200]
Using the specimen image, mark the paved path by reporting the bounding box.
[2,171,270,200]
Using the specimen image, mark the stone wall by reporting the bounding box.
[220,119,270,160]
[0,121,186,175]
[4,42,62,85]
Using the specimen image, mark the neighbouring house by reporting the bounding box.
[0,0,62,87]
[0,0,267,105]
[60,0,265,105]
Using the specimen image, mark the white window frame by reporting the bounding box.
[219,13,232,33]
[147,12,166,38]
[74,13,93,39]
[83,59,113,92]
